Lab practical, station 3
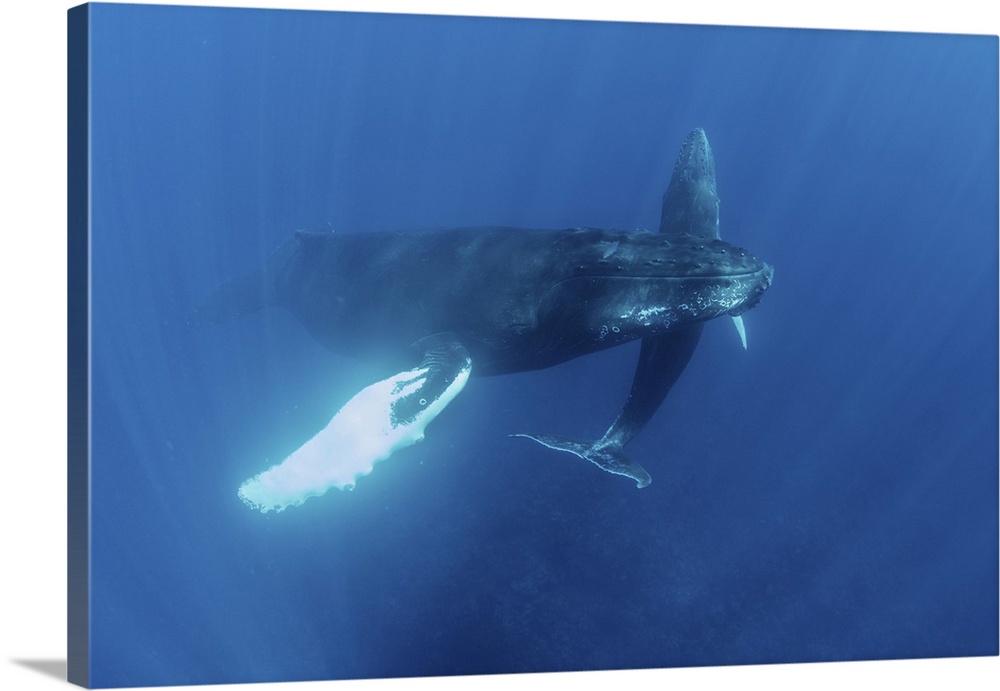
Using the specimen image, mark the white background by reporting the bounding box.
[1,1,997,690]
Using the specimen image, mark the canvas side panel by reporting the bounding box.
[67,4,91,688]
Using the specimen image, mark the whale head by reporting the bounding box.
[536,230,772,349]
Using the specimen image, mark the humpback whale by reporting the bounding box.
[192,129,773,511]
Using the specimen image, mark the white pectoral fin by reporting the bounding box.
[732,315,747,350]
[239,340,472,513]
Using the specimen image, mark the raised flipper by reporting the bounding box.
[239,337,471,512]
[511,433,652,488]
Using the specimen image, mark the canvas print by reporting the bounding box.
[67,3,998,688]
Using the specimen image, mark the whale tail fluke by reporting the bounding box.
[511,433,652,488]
[189,233,304,327]
[187,269,274,327]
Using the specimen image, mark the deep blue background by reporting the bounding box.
[85,4,998,687]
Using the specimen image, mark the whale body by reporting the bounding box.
[192,129,773,510]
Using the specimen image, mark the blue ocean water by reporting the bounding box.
[84,4,998,687]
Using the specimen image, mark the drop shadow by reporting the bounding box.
[11,658,67,682]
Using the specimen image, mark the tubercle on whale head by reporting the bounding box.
[726,262,773,316]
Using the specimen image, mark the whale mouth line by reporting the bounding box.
[574,267,772,282]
